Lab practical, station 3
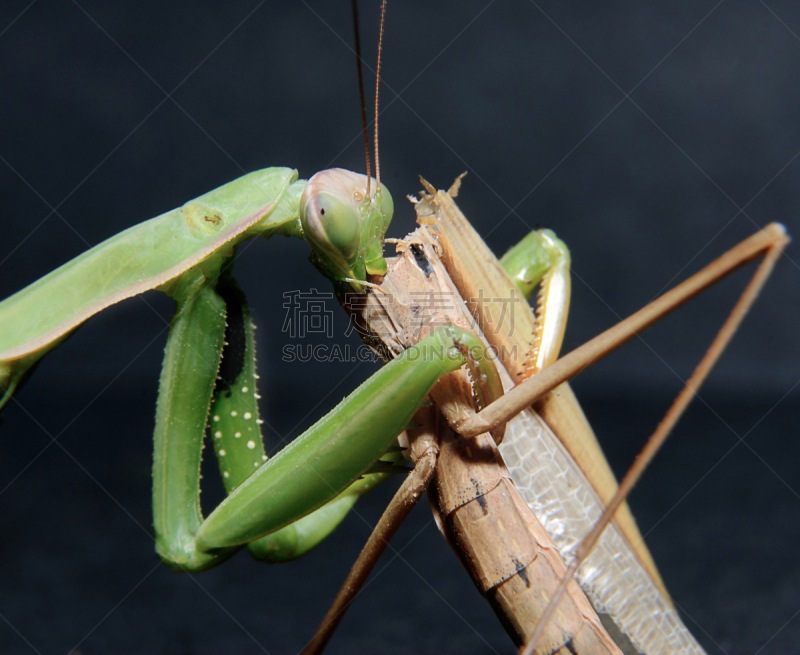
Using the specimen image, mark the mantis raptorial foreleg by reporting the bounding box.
[499,227,571,375]
[193,326,501,550]
[152,262,382,569]
[151,267,235,572]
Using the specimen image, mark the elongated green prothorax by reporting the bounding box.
[300,169,393,292]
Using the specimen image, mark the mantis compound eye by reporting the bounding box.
[301,190,360,260]
[300,168,392,290]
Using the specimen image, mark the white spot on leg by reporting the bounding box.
[223,471,230,479]
[214,431,222,439]
[254,393,261,399]
[241,386,248,393]
[253,462,259,468]
[235,432,242,438]
[219,449,226,456]
[262,455,268,461]
[212,415,220,422]
[247,440,256,449]
[244,412,252,420]
[230,410,238,417]
[256,419,264,425]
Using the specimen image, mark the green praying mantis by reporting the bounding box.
[1,2,798,653]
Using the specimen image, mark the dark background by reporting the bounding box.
[0,1,799,653]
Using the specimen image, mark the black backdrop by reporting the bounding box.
[0,2,799,653]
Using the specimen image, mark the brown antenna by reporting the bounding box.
[374,0,387,193]
[351,0,372,197]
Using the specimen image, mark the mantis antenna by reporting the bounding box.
[351,0,386,199]
[373,0,387,194]
[351,0,372,196]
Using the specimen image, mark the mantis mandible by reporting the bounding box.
[1,2,798,653]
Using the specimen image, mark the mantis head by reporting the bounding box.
[300,168,393,293]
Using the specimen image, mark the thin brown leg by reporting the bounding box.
[302,406,439,655]
[517,226,789,655]
[459,222,789,439]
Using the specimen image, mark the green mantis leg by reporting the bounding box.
[246,459,402,563]
[205,274,405,562]
[207,273,268,492]
[153,261,496,570]
[151,262,400,570]
[500,229,571,374]
[194,326,491,552]
[152,268,233,572]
